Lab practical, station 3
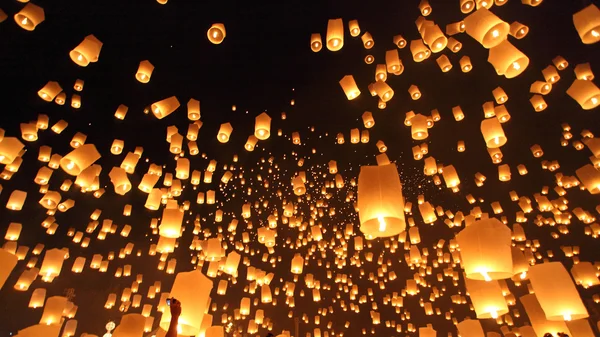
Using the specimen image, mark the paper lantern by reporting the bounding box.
[111,139,124,155]
[376,141,387,153]
[112,314,146,337]
[424,25,447,52]
[498,164,511,181]
[151,96,180,119]
[38,81,62,102]
[456,218,512,280]
[364,55,374,64]
[29,288,46,308]
[410,39,430,62]
[113,104,128,120]
[385,49,403,74]
[216,123,233,143]
[436,55,452,72]
[326,18,344,51]
[40,296,67,325]
[461,0,475,13]
[5,222,22,241]
[393,35,407,48]
[54,92,66,105]
[254,112,271,140]
[571,261,600,287]
[457,319,485,337]
[464,277,509,319]
[408,85,421,100]
[0,249,18,290]
[187,98,201,120]
[509,21,529,39]
[347,19,361,37]
[574,62,594,80]
[357,164,406,239]
[7,190,27,210]
[339,75,360,100]
[291,254,304,274]
[442,165,460,188]
[530,81,552,95]
[136,60,154,83]
[521,294,570,337]
[108,167,132,195]
[14,3,45,31]
[576,164,600,194]
[464,8,509,48]
[573,4,600,44]
[159,208,184,238]
[361,32,374,49]
[411,114,429,140]
[20,122,38,142]
[459,56,472,72]
[419,0,432,16]
[70,35,103,66]
[373,80,393,102]
[481,118,506,148]
[60,144,101,176]
[160,270,213,336]
[310,33,322,52]
[566,79,600,110]
[488,40,529,78]
[207,23,226,44]
[375,64,387,81]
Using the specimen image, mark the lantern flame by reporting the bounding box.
[378,216,386,232]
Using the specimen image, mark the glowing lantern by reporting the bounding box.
[29,288,46,308]
[510,21,529,39]
[40,296,67,326]
[464,277,509,319]
[38,81,62,102]
[114,104,128,120]
[14,3,45,31]
[460,56,472,72]
[0,249,18,290]
[60,144,101,176]
[457,218,512,280]
[373,80,393,102]
[111,139,124,155]
[442,165,460,188]
[408,85,422,100]
[159,208,184,238]
[574,62,594,80]
[245,135,258,151]
[70,35,103,67]
[326,19,344,51]
[393,35,407,48]
[160,270,213,336]
[348,19,360,37]
[419,0,432,16]
[151,96,180,119]
[488,40,529,78]
[573,5,600,44]
[464,8,509,48]
[310,34,322,52]
[498,164,511,181]
[136,60,154,83]
[175,158,190,179]
[362,111,375,128]
[376,141,387,153]
[424,25,447,52]
[436,55,452,72]
[5,223,22,241]
[108,167,131,195]
[39,249,65,281]
[291,254,304,274]
[217,123,233,143]
[254,112,271,140]
[7,190,27,210]
[339,75,360,100]
[481,118,506,148]
[528,262,588,321]
[361,32,374,49]
[224,251,240,275]
[494,105,510,122]
[187,99,201,120]
[112,314,146,337]
[411,114,429,140]
[576,164,600,194]
[207,23,226,44]
[461,0,476,13]
[566,79,600,110]
[410,40,430,62]
[385,49,403,74]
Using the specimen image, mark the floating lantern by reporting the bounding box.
[60,144,101,176]
[488,40,529,78]
[136,60,154,83]
[207,23,226,44]
[339,75,360,100]
[310,34,322,52]
[254,112,271,140]
[151,96,180,119]
[464,8,509,48]
[70,35,103,67]
[14,3,45,31]
[566,79,600,110]
[573,4,600,44]
[326,19,344,51]
[38,81,62,102]
[361,32,374,49]
[480,118,506,148]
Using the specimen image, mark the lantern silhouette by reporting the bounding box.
[15,3,45,30]
[357,164,406,239]
[255,112,271,140]
[217,123,233,143]
[464,8,509,48]
[339,75,360,100]
[488,40,529,78]
[60,144,101,176]
[326,19,344,51]
[456,218,512,280]
[566,79,600,110]
[70,35,103,67]
[207,23,226,44]
[310,33,322,52]
[573,4,600,44]
[136,60,154,83]
[151,96,180,119]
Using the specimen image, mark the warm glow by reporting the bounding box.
[512,62,521,70]
[563,312,572,321]
[492,29,499,38]
[592,30,599,37]
[21,17,28,25]
[489,309,498,319]
[378,216,386,232]
[592,97,598,105]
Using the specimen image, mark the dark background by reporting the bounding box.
[0,0,599,336]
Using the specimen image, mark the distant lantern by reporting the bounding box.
[573,5,600,44]
[385,49,403,74]
[160,270,213,335]
[528,262,588,321]
[74,79,84,91]
[495,105,510,123]
[70,35,103,67]
[530,95,547,112]
[254,112,271,140]
[7,190,27,211]
[109,167,132,195]
[567,79,600,110]
[461,0,475,13]
[217,123,233,143]
[393,35,407,48]
[54,92,66,105]
[410,39,430,62]
[488,40,529,78]
[424,25,447,52]
[38,81,62,102]
[436,55,452,72]
[20,123,38,142]
[187,99,201,120]
[361,32,374,49]
[419,0,432,16]
[459,56,472,72]
[576,164,600,194]
[60,144,101,176]
[349,20,360,37]
[442,165,460,188]
[481,118,507,148]
[71,94,81,109]
[357,164,406,239]
[456,218,513,280]
[492,87,508,103]
[364,55,374,64]
[326,18,344,51]
[245,135,258,151]
[373,80,394,102]
[310,33,322,52]
[207,23,226,44]
[339,75,360,100]
[151,96,180,119]
[14,3,45,31]
[574,62,594,80]
[553,55,569,70]
[291,254,304,274]
[509,21,529,39]
[362,111,375,128]
[464,8,509,48]
[136,60,154,83]
[411,114,429,140]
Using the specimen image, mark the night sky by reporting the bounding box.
[0,0,599,337]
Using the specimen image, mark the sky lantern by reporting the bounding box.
[488,40,529,78]
[310,33,322,52]
[207,23,226,44]
[481,118,506,148]
[423,25,447,52]
[254,112,271,140]
[463,277,509,319]
[326,19,344,51]
[393,35,407,48]
[528,262,588,321]
[291,254,304,274]
[38,81,62,102]
[521,294,570,336]
[109,167,132,195]
[461,0,475,13]
[60,144,101,176]
[410,40,430,62]
[418,0,432,16]
[0,249,18,290]
[457,319,485,337]
[151,96,180,119]
[459,56,472,72]
[70,35,103,67]
[14,3,45,31]
[373,80,393,102]
[576,164,600,194]
[457,218,512,280]
[339,75,360,100]
[411,114,429,140]
[361,32,374,49]
[40,296,67,326]
[135,60,154,83]
[573,4,600,44]
[187,99,201,120]
[566,79,600,110]
[464,7,509,48]
[385,49,403,74]
[217,123,233,143]
[357,164,406,239]
[159,207,184,238]
[112,314,146,337]
[7,190,27,211]
[510,21,529,39]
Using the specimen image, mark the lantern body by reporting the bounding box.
[573,4,600,44]
[339,75,360,100]
[411,114,428,140]
[521,294,570,336]
[136,60,154,83]
[310,33,322,52]
[576,164,600,194]
[488,40,529,78]
[70,35,103,67]
[217,123,233,143]
[326,19,344,51]
[566,79,600,110]
[187,99,201,120]
[357,164,406,239]
[40,296,67,325]
[151,96,180,119]
[207,23,226,44]
[112,314,146,337]
[528,262,589,321]
[481,118,506,148]
[464,277,509,319]
[457,319,485,337]
[456,218,513,280]
[254,112,271,140]
[60,144,101,176]
[0,249,18,290]
[464,8,509,48]
[14,3,45,31]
